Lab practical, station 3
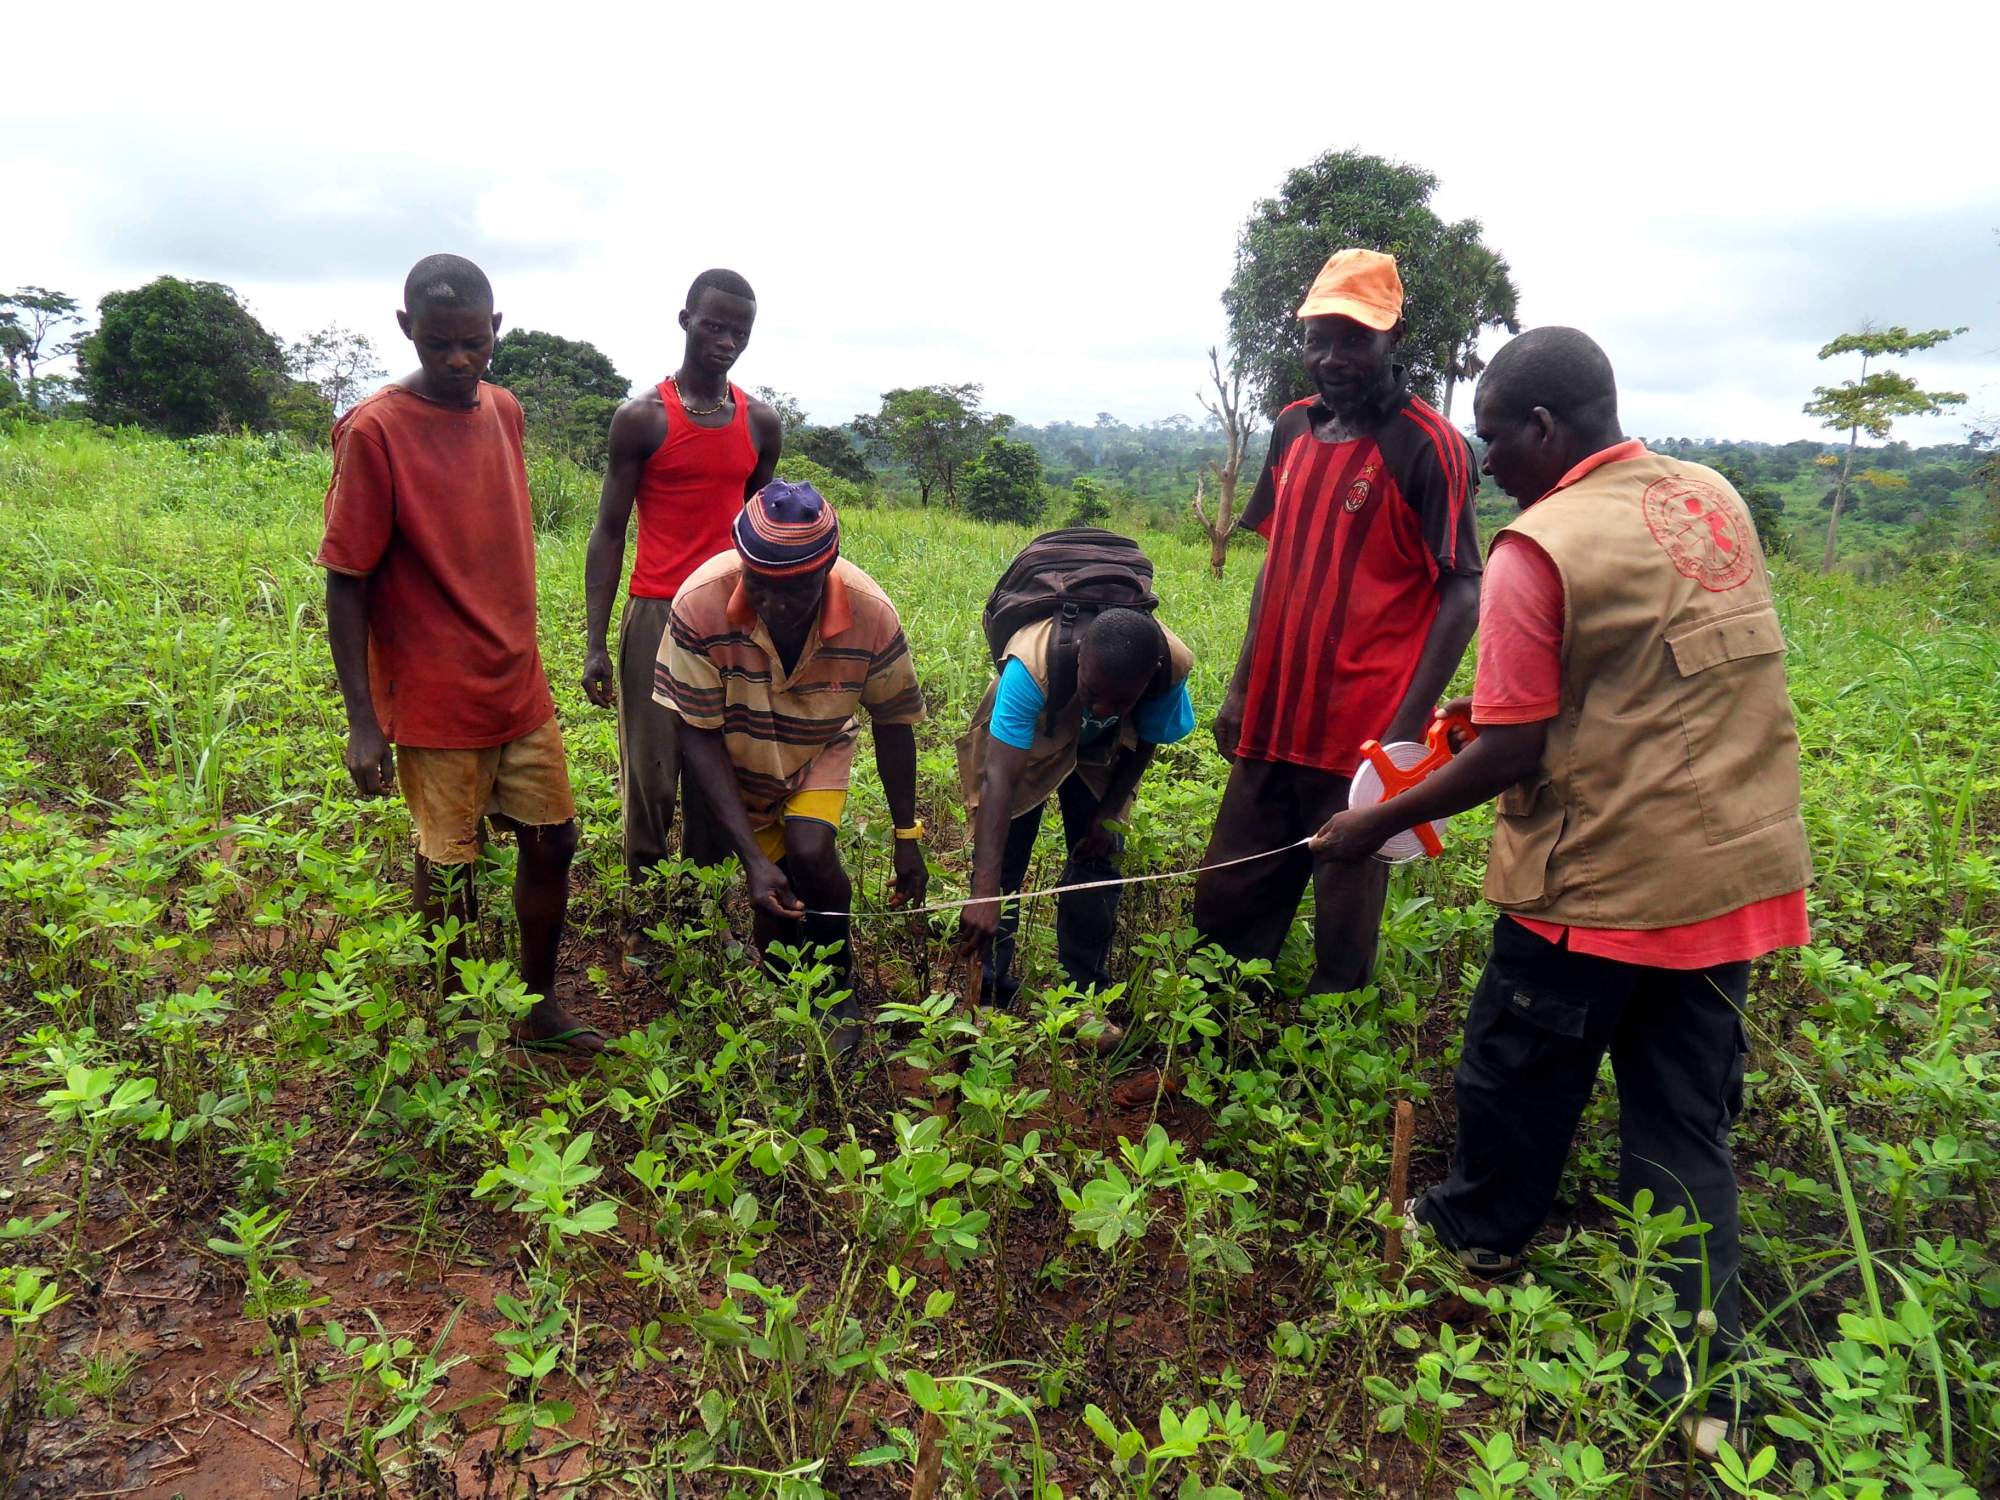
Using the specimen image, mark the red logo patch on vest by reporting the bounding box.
[1343,458,1380,514]
[1642,476,1753,592]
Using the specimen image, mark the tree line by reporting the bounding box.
[8,148,1989,568]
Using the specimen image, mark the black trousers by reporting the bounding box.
[1190,756,1390,995]
[985,772,1122,1007]
[1420,915,1750,1405]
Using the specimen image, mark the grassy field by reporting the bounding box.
[0,420,1994,1499]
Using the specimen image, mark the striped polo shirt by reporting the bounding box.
[654,552,925,816]
[1235,383,1479,775]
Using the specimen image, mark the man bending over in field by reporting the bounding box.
[318,254,601,1055]
[655,481,927,1055]
[955,605,1196,1044]
[582,270,782,951]
[1312,328,1811,1456]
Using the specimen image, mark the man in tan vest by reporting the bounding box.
[956,607,1196,1022]
[1311,328,1810,1452]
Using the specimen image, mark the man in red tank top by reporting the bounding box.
[583,270,782,945]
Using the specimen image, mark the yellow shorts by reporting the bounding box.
[749,788,847,863]
[395,717,577,865]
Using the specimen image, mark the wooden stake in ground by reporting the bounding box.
[909,1408,945,1499]
[1384,1099,1415,1268]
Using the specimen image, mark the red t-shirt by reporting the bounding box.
[316,383,554,748]
[1471,441,1808,968]
[1237,389,1480,775]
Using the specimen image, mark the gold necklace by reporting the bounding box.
[670,376,729,417]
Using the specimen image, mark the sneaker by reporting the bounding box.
[1451,1245,1526,1278]
[1681,1414,1728,1459]
[1403,1196,1524,1279]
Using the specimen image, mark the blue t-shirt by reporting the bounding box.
[989,657,1196,752]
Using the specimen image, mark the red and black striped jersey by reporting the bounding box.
[1235,386,1479,775]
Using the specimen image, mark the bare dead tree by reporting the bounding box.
[1191,346,1255,578]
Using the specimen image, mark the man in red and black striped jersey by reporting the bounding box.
[1193,249,1481,996]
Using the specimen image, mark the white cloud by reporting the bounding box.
[5,0,1997,442]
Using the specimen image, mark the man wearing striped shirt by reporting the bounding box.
[1193,249,1481,997]
[655,481,927,1050]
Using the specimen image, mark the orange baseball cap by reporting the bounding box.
[1296,248,1404,330]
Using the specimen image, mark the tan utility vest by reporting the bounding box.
[957,617,1196,820]
[1486,450,1811,926]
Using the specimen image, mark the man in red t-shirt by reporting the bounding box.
[582,269,781,943]
[319,254,600,1055]
[1192,249,1481,997]
[1312,327,1810,1454]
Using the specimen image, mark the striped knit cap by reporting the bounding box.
[734,479,840,577]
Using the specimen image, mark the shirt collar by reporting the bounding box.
[1546,438,1647,498]
[724,562,853,639]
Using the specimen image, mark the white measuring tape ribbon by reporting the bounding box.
[796,837,1316,920]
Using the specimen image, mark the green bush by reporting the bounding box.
[774,452,872,512]
[962,435,1045,525]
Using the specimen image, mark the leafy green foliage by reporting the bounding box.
[79,277,292,436]
[0,287,86,409]
[1804,324,1968,572]
[750,384,810,432]
[1067,474,1112,525]
[283,324,385,415]
[1714,462,1789,557]
[754,385,876,486]
[1223,149,1513,416]
[0,421,1993,1495]
[487,326,631,469]
[855,382,1012,505]
[1805,366,1967,444]
[961,434,1046,524]
[774,451,869,511]
[791,422,871,483]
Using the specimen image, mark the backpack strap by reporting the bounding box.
[1142,623,1175,701]
[1040,603,1084,735]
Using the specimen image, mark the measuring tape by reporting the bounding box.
[798,837,1315,921]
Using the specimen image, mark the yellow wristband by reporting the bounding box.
[893,820,925,842]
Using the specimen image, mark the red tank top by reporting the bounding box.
[628,379,759,598]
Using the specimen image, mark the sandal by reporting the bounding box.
[516,1024,607,1056]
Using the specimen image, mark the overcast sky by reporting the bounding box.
[7,1,1998,445]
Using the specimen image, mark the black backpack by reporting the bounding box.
[980,528,1166,730]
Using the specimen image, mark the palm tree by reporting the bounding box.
[1439,246,1521,422]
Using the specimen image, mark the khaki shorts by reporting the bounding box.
[396,717,577,865]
